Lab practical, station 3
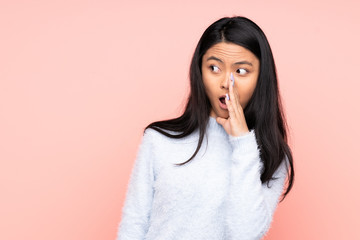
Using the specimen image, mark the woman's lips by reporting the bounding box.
[219,96,228,110]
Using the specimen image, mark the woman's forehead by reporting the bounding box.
[203,43,258,64]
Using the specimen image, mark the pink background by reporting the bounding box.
[1,0,359,239]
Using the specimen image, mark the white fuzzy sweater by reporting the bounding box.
[116,116,289,240]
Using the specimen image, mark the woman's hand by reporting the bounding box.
[216,72,250,137]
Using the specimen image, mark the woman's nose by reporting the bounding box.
[221,73,231,89]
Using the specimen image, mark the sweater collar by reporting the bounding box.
[206,116,227,137]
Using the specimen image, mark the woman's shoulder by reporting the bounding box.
[142,127,199,145]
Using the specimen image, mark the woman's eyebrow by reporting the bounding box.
[206,56,253,66]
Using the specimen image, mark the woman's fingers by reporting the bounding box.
[225,92,234,119]
[229,73,240,118]
[231,74,242,113]
[225,72,250,137]
[218,73,250,137]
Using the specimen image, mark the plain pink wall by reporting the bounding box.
[1,0,359,239]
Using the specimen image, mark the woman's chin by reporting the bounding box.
[213,110,229,119]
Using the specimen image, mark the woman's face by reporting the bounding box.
[201,42,260,119]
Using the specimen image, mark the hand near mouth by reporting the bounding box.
[216,72,250,137]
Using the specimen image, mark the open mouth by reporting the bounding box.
[218,95,228,110]
[219,97,226,104]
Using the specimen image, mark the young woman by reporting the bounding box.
[116,16,295,240]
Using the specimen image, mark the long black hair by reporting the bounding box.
[143,16,294,202]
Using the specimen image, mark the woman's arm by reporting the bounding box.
[224,129,288,240]
[115,129,155,240]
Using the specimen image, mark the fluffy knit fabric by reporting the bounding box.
[116,116,289,240]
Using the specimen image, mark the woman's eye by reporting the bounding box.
[210,65,220,73]
[237,68,248,75]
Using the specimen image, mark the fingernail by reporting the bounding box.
[230,72,234,86]
[226,93,230,100]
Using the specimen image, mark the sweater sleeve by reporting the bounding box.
[224,129,289,240]
[115,129,155,240]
